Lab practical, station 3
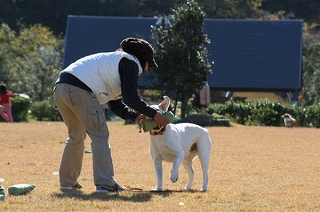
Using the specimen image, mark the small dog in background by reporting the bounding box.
[147,96,212,191]
[281,113,297,128]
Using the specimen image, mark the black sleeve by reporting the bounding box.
[116,58,157,118]
[107,99,139,121]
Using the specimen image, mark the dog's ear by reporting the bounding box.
[158,96,170,112]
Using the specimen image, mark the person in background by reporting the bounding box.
[199,81,210,112]
[53,37,170,193]
[0,83,16,123]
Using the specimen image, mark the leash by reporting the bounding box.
[127,187,144,192]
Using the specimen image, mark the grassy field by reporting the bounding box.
[0,121,320,211]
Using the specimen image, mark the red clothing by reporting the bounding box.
[0,90,15,104]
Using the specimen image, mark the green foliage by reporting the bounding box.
[250,108,278,126]
[0,24,63,102]
[151,0,212,118]
[301,43,320,105]
[0,23,16,83]
[11,96,32,122]
[30,100,62,121]
[0,0,266,35]
[200,0,263,19]
[260,0,319,23]
[295,105,320,128]
[209,98,320,127]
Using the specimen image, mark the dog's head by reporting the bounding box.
[148,96,171,135]
[150,96,170,115]
[282,113,291,119]
[281,113,297,128]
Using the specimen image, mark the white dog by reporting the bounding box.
[147,96,212,191]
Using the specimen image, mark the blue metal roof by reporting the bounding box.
[63,16,303,91]
[206,19,303,91]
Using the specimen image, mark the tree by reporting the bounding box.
[0,24,63,101]
[260,0,320,24]
[150,0,212,118]
[197,0,263,19]
[301,43,320,105]
[0,0,268,36]
[0,23,16,83]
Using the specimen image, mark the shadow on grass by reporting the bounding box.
[52,191,152,202]
[51,189,202,202]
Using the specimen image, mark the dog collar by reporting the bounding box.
[149,126,166,136]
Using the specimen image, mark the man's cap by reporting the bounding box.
[120,37,158,69]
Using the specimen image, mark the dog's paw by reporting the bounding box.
[170,170,179,183]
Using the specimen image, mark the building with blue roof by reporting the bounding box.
[63,16,303,92]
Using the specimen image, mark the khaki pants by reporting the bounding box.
[54,83,115,187]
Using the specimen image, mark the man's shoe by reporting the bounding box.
[96,183,127,193]
[60,183,82,191]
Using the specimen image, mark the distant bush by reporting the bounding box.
[7,96,32,122]
[30,100,62,121]
[295,105,320,128]
[0,97,63,122]
[210,98,320,127]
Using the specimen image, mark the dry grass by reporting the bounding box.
[1,121,320,211]
[232,92,281,102]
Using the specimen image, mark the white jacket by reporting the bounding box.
[60,51,143,105]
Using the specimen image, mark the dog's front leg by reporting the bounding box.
[171,150,185,183]
[151,159,163,191]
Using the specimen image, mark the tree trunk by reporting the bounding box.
[180,95,189,119]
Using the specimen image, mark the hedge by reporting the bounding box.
[209,98,320,127]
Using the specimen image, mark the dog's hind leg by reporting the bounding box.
[182,154,197,190]
[199,156,209,191]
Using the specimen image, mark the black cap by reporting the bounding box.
[120,37,158,69]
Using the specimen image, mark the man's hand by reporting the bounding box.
[153,111,170,129]
[135,114,146,132]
